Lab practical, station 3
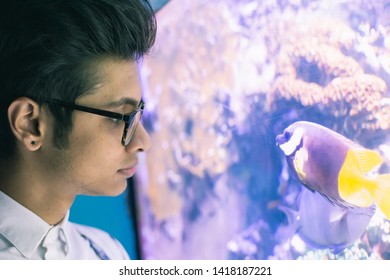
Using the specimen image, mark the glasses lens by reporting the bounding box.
[124,110,142,145]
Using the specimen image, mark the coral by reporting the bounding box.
[270,73,390,130]
[276,41,363,79]
[265,12,390,132]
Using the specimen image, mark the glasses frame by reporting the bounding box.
[34,98,144,146]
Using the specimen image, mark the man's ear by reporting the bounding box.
[7,97,46,151]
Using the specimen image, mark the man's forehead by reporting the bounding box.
[102,97,140,109]
[77,59,142,107]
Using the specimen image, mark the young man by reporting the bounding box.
[0,0,156,259]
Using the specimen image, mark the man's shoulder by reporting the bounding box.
[70,222,111,239]
[68,222,130,260]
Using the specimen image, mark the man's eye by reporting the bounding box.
[110,118,122,126]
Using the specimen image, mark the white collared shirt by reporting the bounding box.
[0,191,130,260]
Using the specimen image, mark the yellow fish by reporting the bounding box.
[276,121,390,219]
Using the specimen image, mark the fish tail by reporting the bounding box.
[371,174,390,220]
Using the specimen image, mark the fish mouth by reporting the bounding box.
[275,134,287,146]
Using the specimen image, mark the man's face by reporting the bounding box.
[41,58,151,196]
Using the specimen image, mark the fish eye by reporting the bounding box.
[284,130,292,141]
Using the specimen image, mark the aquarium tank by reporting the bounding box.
[133,0,390,260]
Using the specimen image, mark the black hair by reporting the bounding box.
[0,0,156,159]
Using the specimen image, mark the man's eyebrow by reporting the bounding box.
[102,97,140,109]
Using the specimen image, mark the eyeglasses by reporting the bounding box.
[36,98,144,146]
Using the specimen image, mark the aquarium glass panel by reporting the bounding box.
[135,0,390,260]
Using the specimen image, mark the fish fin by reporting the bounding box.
[340,190,372,208]
[371,174,390,220]
[278,205,300,232]
[321,193,357,209]
[293,158,307,182]
[349,149,383,174]
[328,210,347,223]
[338,150,375,207]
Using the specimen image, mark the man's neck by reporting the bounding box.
[0,161,75,225]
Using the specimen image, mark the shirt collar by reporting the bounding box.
[0,191,70,258]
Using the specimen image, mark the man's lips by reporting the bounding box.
[117,164,137,178]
